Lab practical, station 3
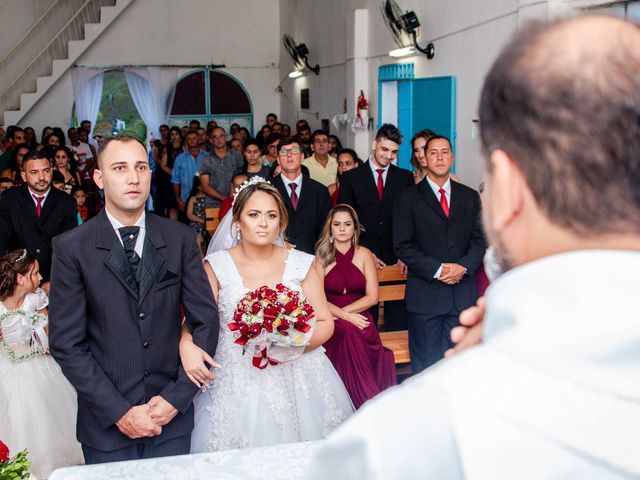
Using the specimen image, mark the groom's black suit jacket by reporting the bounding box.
[393,178,486,315]
[49,210,219,451]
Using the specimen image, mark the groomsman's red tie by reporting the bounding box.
[33,194,44,217]
[439,188,449,218]
[376,169,384,200]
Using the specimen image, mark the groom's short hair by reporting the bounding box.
[97,134,146,168]
[479,16,640,236]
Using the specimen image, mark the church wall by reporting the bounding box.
[19,0,281,136]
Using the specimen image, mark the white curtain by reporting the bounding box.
[71,67,104,137]
[124,67,178,139]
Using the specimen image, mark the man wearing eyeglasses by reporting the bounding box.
[303,130,338,187]
[198,127,243,208]
[273,137,332,255]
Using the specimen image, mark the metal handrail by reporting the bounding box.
[0,0,114,114]
[1,0,92,97]
[0,0,59,67]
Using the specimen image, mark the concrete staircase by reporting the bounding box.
[1,0,133,126]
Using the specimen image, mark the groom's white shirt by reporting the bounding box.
[310,250,640,479]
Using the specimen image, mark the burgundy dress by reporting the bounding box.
[323,246,396,409]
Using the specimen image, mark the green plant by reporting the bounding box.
[0,442,31,480]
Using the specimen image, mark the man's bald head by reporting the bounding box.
[480,16,640,235]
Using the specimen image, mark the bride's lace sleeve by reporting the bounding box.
[204,250,230,287]
[287,250,316,286]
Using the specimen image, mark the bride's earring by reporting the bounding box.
[329,236,334,244]
[235,226,242,241]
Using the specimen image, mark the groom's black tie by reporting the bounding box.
[119,226,141,279]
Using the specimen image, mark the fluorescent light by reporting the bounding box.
[288,69,304,78]
[389,46,416,58]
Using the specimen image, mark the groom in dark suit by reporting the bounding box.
[49,134,219,463]
[394,135,485,373]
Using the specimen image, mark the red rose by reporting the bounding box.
[276,283,286,292]
[239,324,250,335]
[0,440,9,462]
[264,304,278,319]
[250,323,262,335]
[283,301,297,314]
[251,302,262,314]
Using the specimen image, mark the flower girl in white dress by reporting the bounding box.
[180,179,354,452]
[0,250,83,478]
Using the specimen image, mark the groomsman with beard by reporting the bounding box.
[49,134,219,463]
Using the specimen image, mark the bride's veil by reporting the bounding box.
[206,177,286,256]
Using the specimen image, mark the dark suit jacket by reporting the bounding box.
[338,162,414,265]
[0,185,77,281]
[49,210,219,451]
[274,174,331,255]
[393,178,486,315]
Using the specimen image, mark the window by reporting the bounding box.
[168,68,253,134]
[93,70,147,140]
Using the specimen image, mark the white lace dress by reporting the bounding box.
[0,289,83,479]
[190,249,354,453]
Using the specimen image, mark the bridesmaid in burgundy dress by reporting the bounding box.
[314,204,396,409]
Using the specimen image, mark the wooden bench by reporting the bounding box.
[376,265,410,369]
[205,207,220,236]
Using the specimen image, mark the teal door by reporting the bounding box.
[395,75,457,170]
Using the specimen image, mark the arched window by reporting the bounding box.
[168,68,253,134]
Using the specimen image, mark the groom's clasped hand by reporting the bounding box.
[115,396,178,439]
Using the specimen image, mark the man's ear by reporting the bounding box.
[371,140,377,152]
[487,149,526,233]
[93,168,103,190]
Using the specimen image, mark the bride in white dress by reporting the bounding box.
[180,179,354,452]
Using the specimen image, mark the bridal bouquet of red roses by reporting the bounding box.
[228,284,315,369]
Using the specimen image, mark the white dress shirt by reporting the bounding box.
[105,208,146,257]
[368,157,390,185]
[310,250,640,480]
[284,173,303,200]
[28,187,51,208]
[425,176,452,278]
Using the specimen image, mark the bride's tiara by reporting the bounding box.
[231,176,272,207]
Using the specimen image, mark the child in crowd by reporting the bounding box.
[71,185,89,224]
[186,176,207,255]
[0,176,14,194]
[52,170,66,192]
[218,173,248,220]
[0,250,83,478]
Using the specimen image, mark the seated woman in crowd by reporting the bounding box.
[328,134,342,158]
[0,143,29,186]
[261,133,280,168]
[328,148,360,206]
[410,129,435,184]
[243,139,271,179]
[52,146,82,194]
[314,204,396,409]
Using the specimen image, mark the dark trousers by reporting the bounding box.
[370,300,408,331]
[82,435,191,464]
[408,312,459,374]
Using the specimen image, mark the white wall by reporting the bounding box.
[278,0,597,187]
[20,0,281,135]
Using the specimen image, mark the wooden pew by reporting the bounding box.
[205,207,220,236]
[376,265,410,369]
